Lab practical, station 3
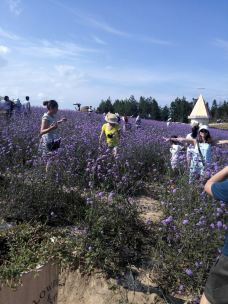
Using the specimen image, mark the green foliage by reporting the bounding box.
[152,174,227,296]
[170,97,193,123]
[78,198,150,275]
[97,95,228,122]
[97,98,114,113]
[0,224,79,287]
[0,171,86,225]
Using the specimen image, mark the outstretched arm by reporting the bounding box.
[215,139,228,145]
[163,137,195,145]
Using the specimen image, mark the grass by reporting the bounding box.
[209,122,228,130]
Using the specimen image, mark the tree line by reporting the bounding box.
[97,95,228,122]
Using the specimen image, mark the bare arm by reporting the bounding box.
[164,137,195,145]
[204,166,228,196]
[40,120,57,136]
[99,130,104,145]
[57,117,67,124]
[215,139,228,145]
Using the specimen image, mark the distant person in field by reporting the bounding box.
[165,126,228,180]
[39,100,67,171]
[4,96,14,117]
[186,121,199,167]
[88,106,93,115]
[99,113,120,156]
[15,98,22,114]
[23,96,31,114]
[200,166,228,304]
[166,117,171,127]
[123,114,131,132]
[115,113,121,124]
[135,115,141,128]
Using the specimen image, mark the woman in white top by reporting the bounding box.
[169,136,183,170]
[39,100,67,170]
[186,122,199,167]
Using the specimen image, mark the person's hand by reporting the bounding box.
[163,137,170,142]
[49,122,58,130]
[61,117,67,122]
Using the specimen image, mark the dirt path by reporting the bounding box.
[137,195,163,223]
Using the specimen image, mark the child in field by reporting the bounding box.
[99,113,121,156]
[169,136,183,170]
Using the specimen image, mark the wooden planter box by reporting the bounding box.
[0,262,59,304]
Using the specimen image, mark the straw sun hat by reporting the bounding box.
[105,113,119,124]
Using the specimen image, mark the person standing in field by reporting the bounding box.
[39,100,67,171]
[186,121,199,167]
[135,115,141,128]
[4,96,14,118]
[169,136,183,170]
[167,117,172,127]
[200,166,228,304]
[23,96,31,114]
[99,113,121,156]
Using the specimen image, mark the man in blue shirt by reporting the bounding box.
[200,166,228,304]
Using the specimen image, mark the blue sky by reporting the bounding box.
[0,0,228,109]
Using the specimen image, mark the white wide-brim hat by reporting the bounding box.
[199,125,209,132]
[105,113,119,124]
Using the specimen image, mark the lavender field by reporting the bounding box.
[0,108,228,302]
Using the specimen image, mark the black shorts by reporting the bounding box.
[204,254,228,304]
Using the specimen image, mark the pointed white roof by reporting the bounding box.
[188,95,210,119]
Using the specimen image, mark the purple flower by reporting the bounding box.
[108,192,115,200]
[217,221,223,229]
[210,223,215,229]
[146,219,152,225]
[98,192,105,198]
[86,198,93,205]
[161,216,173,225]
[182,219,189,225]
[185,268,193,276]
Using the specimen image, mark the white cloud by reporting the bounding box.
[215,38,228,51]
[88,18,130,38]
[48,0,172,46]
[92,36,107,45]
[15,40,101,59]
[0,45,10,54]
[141,36,173,46]
[0,27,20,40]
[1,55,226,109]
[6,0,23,16]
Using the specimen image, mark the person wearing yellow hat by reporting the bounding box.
[99,113,121,155]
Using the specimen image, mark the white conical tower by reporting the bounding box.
[188,95,210,125]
